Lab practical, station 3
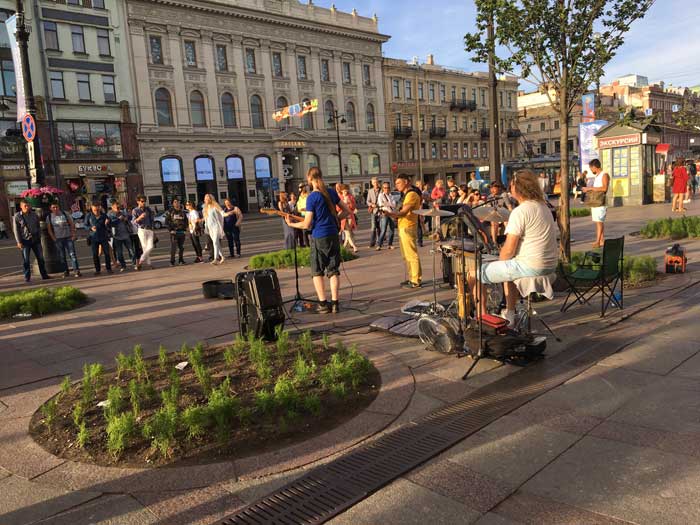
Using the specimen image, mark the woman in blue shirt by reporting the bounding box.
[286,167,351,314]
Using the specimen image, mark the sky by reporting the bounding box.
[319,0,700,89]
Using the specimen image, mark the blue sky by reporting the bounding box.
[321,0,700,89]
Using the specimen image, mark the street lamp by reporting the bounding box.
[328,110,346,183]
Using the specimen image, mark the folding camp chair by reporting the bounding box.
[560,236,624,317]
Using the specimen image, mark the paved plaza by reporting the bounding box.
[1,202,700,524]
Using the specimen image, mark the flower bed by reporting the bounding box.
[248,246,357,270]
[0,286,87,319]
[30,331,379,467]
[562,252,657,286]
[640,216,700,239]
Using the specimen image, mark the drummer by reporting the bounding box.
[488,181,514,243]
[469,169,558,325]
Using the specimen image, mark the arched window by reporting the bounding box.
[221,93,236,128]
[349,153,361,176]
[345,101,356,130]
[327,153,340,179]
[276,96,288,128]
[190,90,206,127]
[155,88,173,126]
[251,95,264,129]
[368,153,380,175]
[305,153,319,174]
[301,98,314,130]
[366,103,376,132]
[325,100,335,130]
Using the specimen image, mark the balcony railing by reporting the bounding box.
[507,128,522,138]
[450,98,477,111]
[429,127,447,138]
[394,126,413,139]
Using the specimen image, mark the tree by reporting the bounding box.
[465,0,654,261]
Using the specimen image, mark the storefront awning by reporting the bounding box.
[656,144,671,154]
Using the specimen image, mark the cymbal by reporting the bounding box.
[473,206,511,223]
[413,208,455,217]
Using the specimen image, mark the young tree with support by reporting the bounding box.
[465,0,653,261]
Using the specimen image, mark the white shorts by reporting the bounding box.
[480,259,554,285]
[591,206,607,223]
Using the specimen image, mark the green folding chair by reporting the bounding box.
[560,236,624,317]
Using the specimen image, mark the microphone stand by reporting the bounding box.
[282,220,319,313]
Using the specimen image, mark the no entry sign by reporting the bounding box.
[21,113,35,142]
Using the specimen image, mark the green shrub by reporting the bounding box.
[60,376,71,398]
[162,368,180,412]
[104,385,123,420]
[249,337,272,381]
[77,421,89,448]
[626,255,657,285]
[158,345,168,372]
[275,325,290,360]
[41,398,58,429]
[254,389,275,416]
[273,375,300,410]
[293,353,316,388]
[106,412,136,459]
[72,401,85,428]
[320,348,372,393]
[0,286,87,319]
[80,363,103,407]
[115,352,132,379]
[128,379,141,418]
[640,217,700,239]
[207,378,239,443]
[181,406,210,440]
[298,330,313,359]
[142,406,178,458]
[322,333,330,350]
[187,344,212,394]
[132,345,149,383]
[570,207,591,217]
[248,246,357,270]
[302,394,321,416]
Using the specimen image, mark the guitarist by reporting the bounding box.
[286,167,351,314]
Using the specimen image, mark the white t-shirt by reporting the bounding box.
[505,200,558,270]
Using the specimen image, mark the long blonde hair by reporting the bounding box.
[307,166,338,221]
[203,193,222,216]
[511,169,545,202]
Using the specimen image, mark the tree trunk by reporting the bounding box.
[558,92,571,263]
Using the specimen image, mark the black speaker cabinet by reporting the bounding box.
[235,270,285,341]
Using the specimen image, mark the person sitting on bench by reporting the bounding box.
[469,169,558,325]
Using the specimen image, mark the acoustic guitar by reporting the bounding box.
[259,208,304,222]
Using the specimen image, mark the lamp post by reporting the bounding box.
[328,110,346,183]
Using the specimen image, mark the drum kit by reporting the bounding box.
[412,203,546,380]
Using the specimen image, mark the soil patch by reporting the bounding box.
[30,337,380,468]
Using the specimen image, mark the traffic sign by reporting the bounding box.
[391,163,398,173]
[21,113,35,142]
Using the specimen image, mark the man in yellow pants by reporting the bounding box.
[385,173,422,288]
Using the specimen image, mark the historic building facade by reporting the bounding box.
[0,0,142,223]
[383,55,519,185]
[126,0,390,211]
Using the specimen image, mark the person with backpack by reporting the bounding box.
[132,195,155,270]
[13,200,51,282]
[164,198,189,266]
[85,202,112,275]
[222,198,243,257]
[108,200,134,272]
[47,202,81,278]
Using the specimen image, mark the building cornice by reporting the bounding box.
[136,0,390,45]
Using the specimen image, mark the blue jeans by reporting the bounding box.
[113,238,133,267]
[378,216,395,247]
[55,238,79,272]
[90,238,112,272]
[369,213,380,246]
[21,239,49,281]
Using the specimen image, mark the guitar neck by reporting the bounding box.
[260,208,303,221]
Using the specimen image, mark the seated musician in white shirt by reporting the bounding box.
[469,169,558,325]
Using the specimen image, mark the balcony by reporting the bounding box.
[480,129,489,138]
[507,128,522,138]
[429,127,447,138]
[394,126,413,139]
[450,98,477,111]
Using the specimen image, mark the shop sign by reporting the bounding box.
[2,163,26,174]
[78,164,111,175]
[642,133,661,145]
[6,180,28,197]
[160,158,182,182]
[598,134,640,149]
[226,156,244,180]
[397,161,417,168]
[254,156,272,179]
[194,157,214,181]
[278,141,306,149]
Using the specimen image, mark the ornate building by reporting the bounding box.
[383,55,519,185]
[126,0,390,211]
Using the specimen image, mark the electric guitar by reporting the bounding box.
[260,208,304,222]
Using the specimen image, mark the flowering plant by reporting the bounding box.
[19,186,64,198]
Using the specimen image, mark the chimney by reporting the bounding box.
[426,54,434,66]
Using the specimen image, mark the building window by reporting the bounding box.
[507,92,513,108]
[184,41,196,67]
[471,88,476,101]
[452,115,458,131]
[366,103,375,131]
[462,117,467,130]
[540,121,546,131]
[420,142,426,160]
[77,73,91,101]
[408,143,415,160]
[245,48,256,74]
[568,139,575,152]
[92,0,105,7]
[97,29,111,56]
[349,154,361,176]
[429,82,435,101]
[102,75,115,103]
[554,120,559,130]
[419,115,424,131]
[441,143,448,159]
[301,98,314,130]
[57,121,121,159]
[362,64,371,86]
[221,93,236,127]
[395,112,402,127]
[407,115,414,129]
[463,142,469,159]
[0,60,15,97]
[471,118,477,131]
[71,25,85,54]
[452,143,459,159]
[190,90,206,126]
[431,142,437,159]
[461,87,466,100]
[321,59,330,81]
[149,36,163,64]
[250,95,264,128]
[540,142,547,154]
[451,86,456,100]
[44,22,59,51]
[345,101,356,130]
[418,82,424,100]
[305,154,319,173]
[499,91,504,107]
[50,71,65,99]
[216,45,228,72]
[155,88,173,126]
[480,88,486,106]
[325,100,335,130]
[275,96,288,128]
[297,55,307,80]
[392,79,400,99]
[395,143,403,161]
[439,83,446,102]
[272,52,283,77]
[430,115,436,129]
[405,79,412,99]
[555,140,561,153]
[482,143,488,158]
[368,153,380,175]
[342,62,351,84]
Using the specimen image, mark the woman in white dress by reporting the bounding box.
[203,194,225,265]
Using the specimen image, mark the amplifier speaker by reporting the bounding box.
[235,269,285,341]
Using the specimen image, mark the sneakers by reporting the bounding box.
[63,271,70,278]
[331,300,339,314]
[376,246,382,251]
[178,260,187,265]
[170,261,176,267]
[74,271,81,278]
[316,301,331,314]
[401,281,421,289]
[388,246,395,250]
[499,309,516,326]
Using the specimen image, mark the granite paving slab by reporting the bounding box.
[598,336,700,376]
[0,417,66,479]
[0,360,54,390]
[33,494,155,525]
[507,402,605,435]
[412,368,478,404]
[590,419,700,458]
[0,474,100,525]
[523,436,700,524]
[328,478,482,525]
[222,470,305,504]
[0,378,61,421]
[473,512,523,524]
[669,351,700,380]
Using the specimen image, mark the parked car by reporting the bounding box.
[154,213,166,229]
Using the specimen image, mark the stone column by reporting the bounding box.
[128,22,155,127]
[333,52,345,117]
[310,47,324,131]
[286,43,299,105]
[354,58,366,132]
[373,58,386,132]
[259,40,276,130]
[200,31,222,129]
[167,24,190,127]
[275,149,284,194]
[230,36,250,128]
